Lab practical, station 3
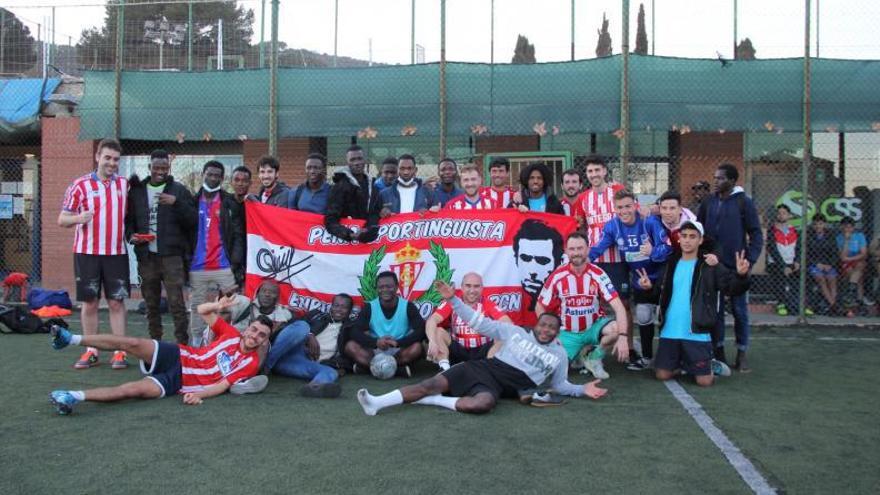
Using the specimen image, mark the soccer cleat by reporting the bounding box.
[805,308,815,317]
[863,297,876,307]
[50,325,72,350]
[734,350,751,373]
[626,357,652,371]
[300,382,342,399]
[581,358,610,380]
[776,304,788,316]
[49,390,79,415]
[711,359,732,377]
[110,351,129,370]
[74,349,99,369]
[529,392,568,408]
[356,389,379,416]
[230,375,269,395]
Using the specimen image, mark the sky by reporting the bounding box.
[5,0,880,64]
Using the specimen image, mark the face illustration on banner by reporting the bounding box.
[513,219,564,309]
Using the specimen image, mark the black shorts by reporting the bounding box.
[74,254,130,301]
[596,262,630,299]
[633,285,660,305]
[140,340,182,397]
[654,338,713,376]
[449,341,493,364]
[442,358,535,400]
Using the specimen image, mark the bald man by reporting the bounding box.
[426,272,512,371]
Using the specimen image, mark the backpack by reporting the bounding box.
[27,288,73,311]
[0,306,64,334]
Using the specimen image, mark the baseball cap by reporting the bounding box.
[680,220,705,236]
[692,180,710,190]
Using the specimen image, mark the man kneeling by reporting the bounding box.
[357,281,607,416]
[47,296,271,414]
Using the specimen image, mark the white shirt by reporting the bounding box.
[316,322,342,361]
[398,185,417,214]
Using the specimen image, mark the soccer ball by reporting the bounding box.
[370,353,398,380]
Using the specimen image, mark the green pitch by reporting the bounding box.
[1,315,878,494]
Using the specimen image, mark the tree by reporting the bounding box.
[0,8,38,75]
[511,35,536,64]
[634,3,648,55]
[735,38,756,60]
[77,0,254,70]
[595,14,612,57]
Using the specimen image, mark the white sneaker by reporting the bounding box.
[582,358,610,379]
[230,375,269,395]
[711,359,732,377]
[863,297,876,306]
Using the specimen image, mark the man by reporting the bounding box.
[265,293,355,398]
[126,149,197,344]
[766,204,804,316]
[188,161,245,343]
[513,218,564,326]
[433,158,463,207]
[58,138,131,370]
[227,280,293,333]
[231,166,254,203]
[837,216,872,313]
[690,180,711,212]
[48,296,271,415]
[446,165,497,210]
[637,221,750,387]
[284,153,331,214]
[572,155,630,326]
[806,214,840,315]
[344,271,425,377]
[256,155,289,206]
[480,157,516,209]
[536,232,629,380]
[356,280,608,416]
[656,190,697,252]
[325,145,381,242]
[426,272,512,371]
[697,163,762,371]
[588,189,672,370]
[376,154,437,216]
[559,169,583,216]
[511,163,565,214]
[374,157,399,193]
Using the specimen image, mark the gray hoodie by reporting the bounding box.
[451,297,584,397]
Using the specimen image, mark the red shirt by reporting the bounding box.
[560,196,578,217]
[538,263,618,332]
[433,297,505,348]
[62,172,129,256]
[177,319,259,393]
[573,182,625,263]
[480,186,515,209]
[445,194,497,210]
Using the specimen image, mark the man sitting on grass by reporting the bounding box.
[356,280,607,416]
[47,296,271,415]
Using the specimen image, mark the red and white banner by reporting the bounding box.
[245,203,577,324]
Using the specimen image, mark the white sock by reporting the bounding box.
[414,394,459,411]
[438,359,450,371]
[70,391,85,402]
[370,390,404,411]
[70,335,82,345]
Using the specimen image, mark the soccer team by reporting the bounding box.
[49,138,757,416]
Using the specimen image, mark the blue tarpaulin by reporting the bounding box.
[0,78,60,124]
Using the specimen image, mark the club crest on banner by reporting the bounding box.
[359,241,453,305]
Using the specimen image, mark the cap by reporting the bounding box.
[680,220,705,236]
[692,180,710,190]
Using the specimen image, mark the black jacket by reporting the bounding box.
[189,189,245,273]
[512,187,566,215]
[302,309,357,366]
[257,181,290,207]
[325,169,380,241]
[806,229,839,267]
[125,175,197,259]
[657,250,750,333]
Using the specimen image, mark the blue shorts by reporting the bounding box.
[808,264,838,277]
[140,340,182,398]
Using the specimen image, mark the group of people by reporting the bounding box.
[49,138,766,416]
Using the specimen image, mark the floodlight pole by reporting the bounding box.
[733,0,738,57]
[51,7,55,66]
[411,0,415,64]
[797,0,812,325]
[1,10,6,74]
[619,0,631,186]
[490,0,494,64]
[333,0,338,67]
[269,0,279,156]
[570,0,575,61]
[114,0,124,140]
[651,0,655,55]
[439,0,447,158]
[187,1,193,71]
[260,0,266,68]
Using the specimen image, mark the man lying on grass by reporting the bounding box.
[47,296,271,415]
[356,280,607,416]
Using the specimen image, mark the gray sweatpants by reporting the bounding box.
[188,268,236,345]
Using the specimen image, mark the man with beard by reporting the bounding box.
[559,169,583,217]
[446,165,497,210]
[256,155,289,206]
[480,157,516,209]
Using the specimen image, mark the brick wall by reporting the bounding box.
[242,138,319,191]
[40,117,96,293]
[474,135,540,169]
[676,132,744,204]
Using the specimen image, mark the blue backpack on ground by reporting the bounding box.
[27,288,73,311]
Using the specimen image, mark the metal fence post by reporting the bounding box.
[114,1,124,139]
[187,1,193,71]
[797,0,812,324]
[439,0,447,159]
[268,0,279,156]
[619,0,630,186]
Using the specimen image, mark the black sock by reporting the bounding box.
[638,324,654,359]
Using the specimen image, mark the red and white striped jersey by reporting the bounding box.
[433,297,505,348]
[560,196,578,217]
[573,182,625,263]
[445,194,498,210]
[178,319,259,394]
[538,263,618,332]
[61,172,129,256]
[480,186,515,209]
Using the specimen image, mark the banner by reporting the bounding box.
[245,203,577,324]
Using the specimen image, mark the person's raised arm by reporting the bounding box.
[197,295,235,328]
[435,281,518,341]
[589,222,617,262]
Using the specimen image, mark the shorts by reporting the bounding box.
[633,284,660,305]
[442,358,535,400]
[596,262,630,299]
[140,340,183,398]
[808,264,838,277]
[654,338,712,376]
[558,316,614,360]
[74,254,130,301]
[449,340,493,364]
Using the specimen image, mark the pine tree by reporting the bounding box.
[511,34,536,64]
[595,14,612,57]
[634,3,648,55]
[735,38,756,60]
[0,8,38,74]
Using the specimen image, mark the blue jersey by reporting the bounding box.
[589,213,672,286]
